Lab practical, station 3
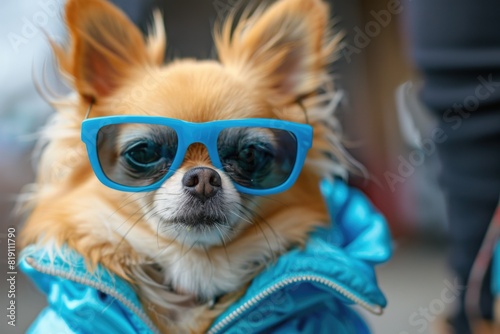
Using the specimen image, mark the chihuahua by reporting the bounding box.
[21,0,344,331]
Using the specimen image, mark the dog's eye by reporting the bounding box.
[124,140,162,167]
[217,127,297,189]
[238,144,273,171]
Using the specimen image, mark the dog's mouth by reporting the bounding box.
[170,213,228,229]
[157,200,242,246]
[171,196,230,228]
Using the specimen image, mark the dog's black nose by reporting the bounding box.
[182,167,222,202]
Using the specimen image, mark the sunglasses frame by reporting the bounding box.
[81,116,313,195]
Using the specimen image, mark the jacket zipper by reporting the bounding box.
[208,274,382,334]
[25,257,160,334]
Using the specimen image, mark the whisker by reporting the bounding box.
[252,211,281,244]
[156,215,161,248]
[150,229,183,261]
[241,193,290,207]
[230,209,253,226]
[214,223,231,264]
[114,218,143,253]
[255,218,277,262]
[112,195,178,234]
[233,203,281,262]
[113,202,180,253]
[214,223,228,246]
[164,232,197,266]
[109,190,183,220]
[203,246,216,283]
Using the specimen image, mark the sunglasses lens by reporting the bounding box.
[97,124,178,187]
[217,127,298,189]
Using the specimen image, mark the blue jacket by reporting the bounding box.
[20,179,392,334]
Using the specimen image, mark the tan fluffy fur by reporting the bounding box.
[20,0,344,332]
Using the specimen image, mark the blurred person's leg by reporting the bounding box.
[406,0,500,332]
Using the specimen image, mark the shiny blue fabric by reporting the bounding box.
[20,246,155,334]
[20,178,392,333]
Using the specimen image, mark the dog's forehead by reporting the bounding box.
[120,60,267,122]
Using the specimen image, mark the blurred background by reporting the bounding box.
[0,0,487,333]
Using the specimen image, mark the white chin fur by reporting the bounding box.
[173,226,234,247]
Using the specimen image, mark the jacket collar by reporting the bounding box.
[20,245,159,333]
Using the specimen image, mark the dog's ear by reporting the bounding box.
[53,0,166,102]
[215,0,338,107]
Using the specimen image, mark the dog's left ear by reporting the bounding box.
[53,0,165,103]
[216,0,338,107]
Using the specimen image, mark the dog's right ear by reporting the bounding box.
[215,0,338,108]
[53,0,165,103]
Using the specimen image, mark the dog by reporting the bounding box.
[20,0,345,331]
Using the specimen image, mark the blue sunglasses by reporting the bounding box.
[81,116,313,195]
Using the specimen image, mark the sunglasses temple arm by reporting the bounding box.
[84,100,94,120]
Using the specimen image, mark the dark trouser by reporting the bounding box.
[406,0,500,332]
